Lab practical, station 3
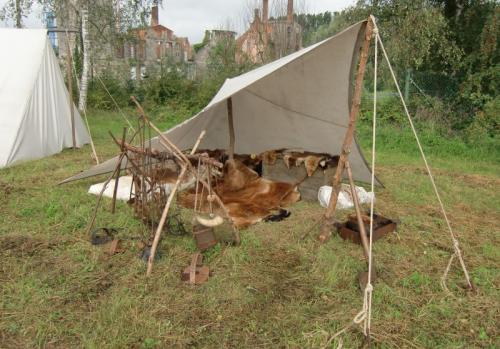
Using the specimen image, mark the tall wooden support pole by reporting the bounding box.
[319,19,374,242]
[65,33,76,149]
[227,98,235,160]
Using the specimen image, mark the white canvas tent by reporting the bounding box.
[63,20,377,184]
[0,28,89,168]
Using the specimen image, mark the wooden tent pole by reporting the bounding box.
[65,32,76,149]
[319,18,374,242]
[227,97,235,160]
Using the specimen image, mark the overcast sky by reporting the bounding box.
[0,0,356,43]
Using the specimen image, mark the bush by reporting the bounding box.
[358,92,500,163]
[87,75,132,110]
[87,67,209,120]
[465,97,500,141]
[360,92,405,124]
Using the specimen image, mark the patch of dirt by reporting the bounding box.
[445,172,499,188]
[67,272,114,303]
[0,180,24,197]
[0,329,28,349]
[241,247,315,301]
[0,234,54,257]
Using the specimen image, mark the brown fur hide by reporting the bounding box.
[195,149,262,173]
[261,150,278,165]
[280,151,339,176]
[178,159,300,228]
[304,156,321,177]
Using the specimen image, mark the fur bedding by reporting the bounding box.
[178,159,300,228]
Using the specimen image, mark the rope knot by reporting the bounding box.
[365,283,374,293]
[373,28,379,35]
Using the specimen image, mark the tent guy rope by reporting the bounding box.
[95,74,136,133]
[365,17,378,339]
[66,28,100,164]
[375,29,473,291]
[325,15,473,348]
[324,19,378,348]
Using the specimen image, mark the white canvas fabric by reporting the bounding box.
[0,29,89,168]
[63,20,377,185]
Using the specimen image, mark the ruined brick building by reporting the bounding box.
[194,30,237,74]
[55,2,192,80]
[237,0,302,64]
[122,4,193,78]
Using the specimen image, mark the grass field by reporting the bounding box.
[0,109,499,348]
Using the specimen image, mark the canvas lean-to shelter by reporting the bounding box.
[62,20,378,185]
[62,14,475,345]
[0,28,89,168]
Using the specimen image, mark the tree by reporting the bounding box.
[40,0,164,105]
[78,7,90,112]
[0,0,34,28]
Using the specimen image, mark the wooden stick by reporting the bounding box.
[319,19,374,242]
[146,130,206,276]
[192,174,231,219]
[130,96,190,165]
[227,97,235,160]
[345,161,370,261]
[86,152,126,235]
[111,127,127,214]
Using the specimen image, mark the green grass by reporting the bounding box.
[0,110,499,348]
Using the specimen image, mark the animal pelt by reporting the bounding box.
[304,156,321,177]
[263,209,291,222]
[261,150,278,165]
[148,167,180,184]
[222,158,260,191]
[195,149,262,174]
[178,159,300,228]
[281,151,340,176]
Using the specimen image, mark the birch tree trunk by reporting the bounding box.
[78,8,90,112]
[15,0,22,28]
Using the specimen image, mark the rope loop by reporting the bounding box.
[353,310,367,324]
